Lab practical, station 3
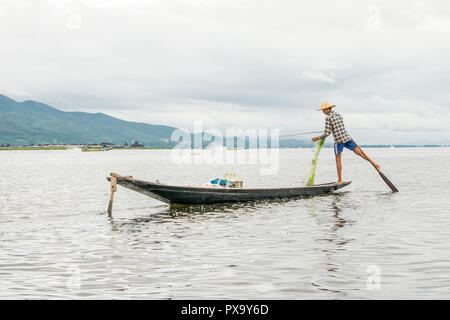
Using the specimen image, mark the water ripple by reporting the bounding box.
[1,148,450,299]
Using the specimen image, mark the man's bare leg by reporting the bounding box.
[353,147,381,171]
[335,153,343,183]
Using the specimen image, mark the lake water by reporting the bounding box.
[1,148,449,299]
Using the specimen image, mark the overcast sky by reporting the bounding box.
[1,0,449,144]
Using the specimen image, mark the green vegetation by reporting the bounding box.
[0,94,177,147]
[0,147,69,151]
[0,146,174,151]
[305,138,325,186]
[2,94,448,149]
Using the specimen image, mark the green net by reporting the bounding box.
[305,138,325,186]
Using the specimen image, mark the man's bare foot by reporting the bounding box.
[337,180,343,184]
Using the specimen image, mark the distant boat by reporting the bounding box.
[82,146,112,152]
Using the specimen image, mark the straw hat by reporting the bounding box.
[318,102,336,111]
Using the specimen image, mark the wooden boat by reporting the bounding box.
[106,175,351,206]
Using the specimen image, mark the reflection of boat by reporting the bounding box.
[106,175,351,206]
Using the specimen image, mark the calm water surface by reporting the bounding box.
[1,148,449,299]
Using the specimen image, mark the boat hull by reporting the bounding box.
[107,177,351,205]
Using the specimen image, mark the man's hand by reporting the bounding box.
[312,137,320,142]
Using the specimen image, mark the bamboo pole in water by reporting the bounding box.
[107,173,118,216]
[107,173,134,217]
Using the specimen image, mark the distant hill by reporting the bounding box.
[8,93,423,149]
[2,94,448,149]
[0,94,178,147]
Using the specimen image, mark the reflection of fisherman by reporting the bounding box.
[312,102,380,183]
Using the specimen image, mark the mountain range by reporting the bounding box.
[0,93,314,148]
[0,94,178,147]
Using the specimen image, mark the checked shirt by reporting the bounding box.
[318,110,352,144]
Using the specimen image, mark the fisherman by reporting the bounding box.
[312,102,380,183]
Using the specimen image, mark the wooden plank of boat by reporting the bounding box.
[106,175,351,206]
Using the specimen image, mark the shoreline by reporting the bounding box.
[1,145,448,151]
[0,147,172,151]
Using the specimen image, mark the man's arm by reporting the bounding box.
[312,116,331,141]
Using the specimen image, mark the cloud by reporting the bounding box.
[0,0,449,144]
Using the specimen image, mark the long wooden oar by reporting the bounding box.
[353,141,399,193]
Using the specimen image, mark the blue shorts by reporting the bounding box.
[334,139,357,156]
